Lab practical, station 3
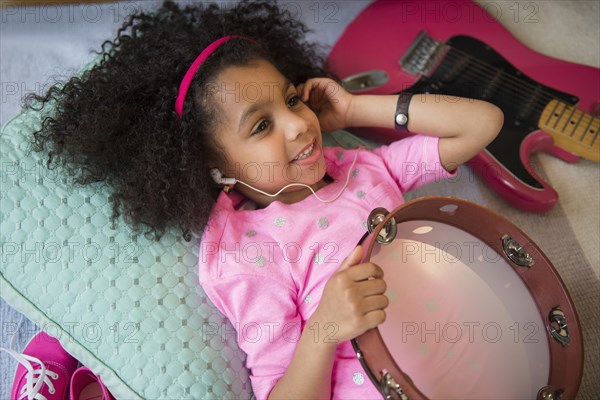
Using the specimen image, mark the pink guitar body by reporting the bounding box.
[327,0,599,212]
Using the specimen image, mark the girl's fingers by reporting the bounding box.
[299,78,330,101]
[364,309,387,327]
[361,294,389,314]
[298,79,318,101]
[357,278,387,297]
[346,262,384,282]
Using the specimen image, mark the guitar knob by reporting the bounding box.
[341,70,389,93]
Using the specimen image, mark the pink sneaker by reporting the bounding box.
[2,331,78,400]
[69,367,115,400]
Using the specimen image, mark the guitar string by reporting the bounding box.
[442,48,597,126]
[434,52,563,118]
[440,51,584,112]
[440,50,600,146]
[432,50,599,146]
[436,55,600,148]
[442,48,578,109]
[437,48,599,144]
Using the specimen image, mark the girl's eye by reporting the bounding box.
[251,95,301,136]
[252,120,270,136]
[287,95,301,108]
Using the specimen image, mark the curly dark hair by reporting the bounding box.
[24,0,336,241]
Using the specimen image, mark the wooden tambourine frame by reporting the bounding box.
[352,196,582,400]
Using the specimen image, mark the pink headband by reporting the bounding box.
[175,35,254,118]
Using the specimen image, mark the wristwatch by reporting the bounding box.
[394,92,413,132]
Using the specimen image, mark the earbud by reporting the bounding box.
[210,169,237,186]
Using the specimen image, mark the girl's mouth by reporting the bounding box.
[291,140,322,166]
[292,142,315,161]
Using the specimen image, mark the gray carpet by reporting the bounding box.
[1,0,598,399]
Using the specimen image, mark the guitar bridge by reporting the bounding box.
[399,30,448,77]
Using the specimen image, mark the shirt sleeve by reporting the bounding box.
[201,274,300,400]
[372,134,458,193]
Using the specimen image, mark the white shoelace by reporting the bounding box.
[0,317,58,400]
[0,348,58,400]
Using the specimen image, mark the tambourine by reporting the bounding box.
[353,197,582,400]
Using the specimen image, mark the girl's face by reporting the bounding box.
[211,58,327,207]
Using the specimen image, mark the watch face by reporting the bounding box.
[395,113,408,126]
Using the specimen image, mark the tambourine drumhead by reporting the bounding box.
[354,197,582,400]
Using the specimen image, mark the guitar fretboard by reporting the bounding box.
[539,100,599,161]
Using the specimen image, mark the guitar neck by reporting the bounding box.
[539,100,599,161]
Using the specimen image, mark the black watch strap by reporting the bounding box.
[394,92,413,132]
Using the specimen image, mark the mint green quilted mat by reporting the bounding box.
[0,63,253,399]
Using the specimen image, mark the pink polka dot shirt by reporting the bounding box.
[198,135,457,399]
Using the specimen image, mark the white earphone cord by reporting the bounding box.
[235,147,361,203]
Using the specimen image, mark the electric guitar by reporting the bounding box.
[327,0,599,212]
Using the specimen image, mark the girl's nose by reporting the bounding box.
[283,109,309,141]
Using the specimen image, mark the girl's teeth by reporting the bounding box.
[294,143,314,161]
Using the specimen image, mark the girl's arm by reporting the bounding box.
[297,79,504,172]
[269,246,387,399]
[267,317,337,399]
[346,93,504,171]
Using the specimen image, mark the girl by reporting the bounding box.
[27,0,503,398]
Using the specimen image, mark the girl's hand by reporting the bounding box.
[297,78,354,132]
[309,245,389,344]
